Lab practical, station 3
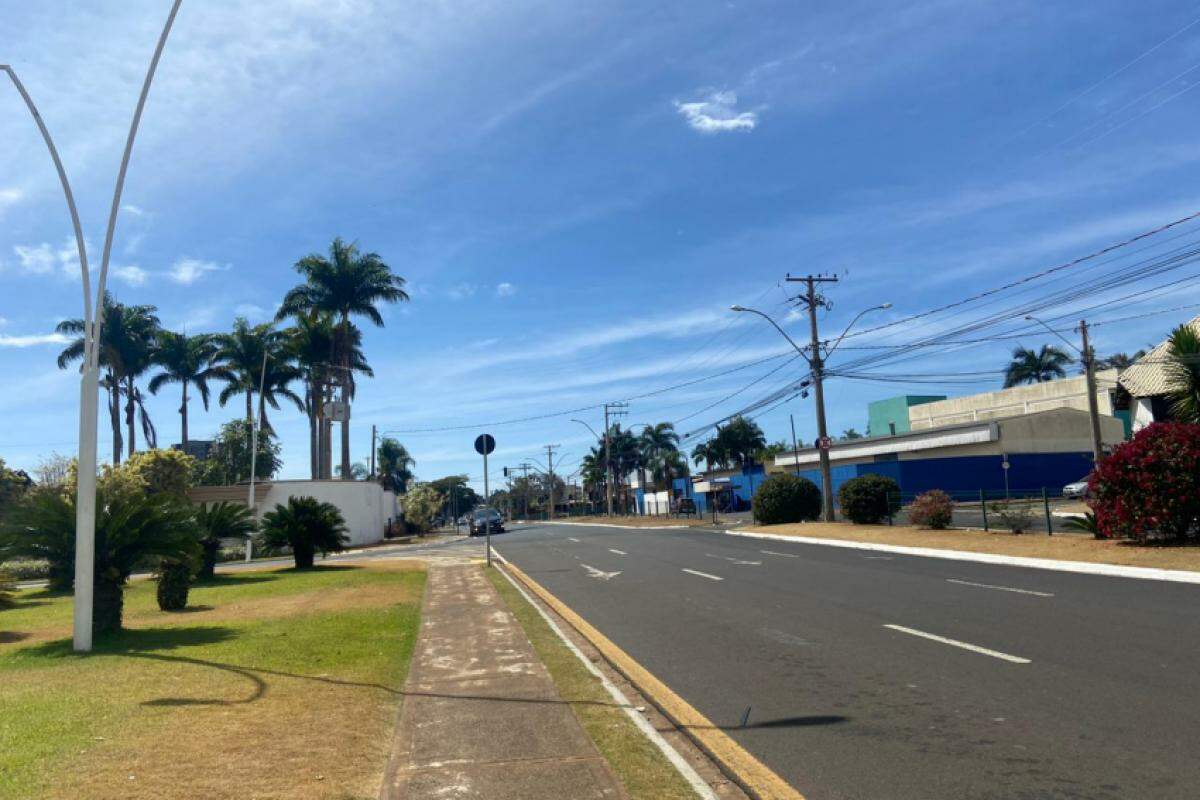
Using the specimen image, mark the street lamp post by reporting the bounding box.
[1,0,183,652]
[732,301,890,522]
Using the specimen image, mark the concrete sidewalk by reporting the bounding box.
[382,562,627,799]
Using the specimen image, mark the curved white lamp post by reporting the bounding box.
[2,0,184,651]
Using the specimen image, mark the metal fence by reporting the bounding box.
[885,489,1090,535]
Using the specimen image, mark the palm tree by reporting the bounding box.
[376,437,415,493]
[56,293,160,463]
[277,238,409,479]
[715,416,767,467]
[639,422,685,509]
[1003,344,1072,388]
[691,440,725,472]
[214,318,304,434]
[1166,324,1200,424]
[1097,350,1147,371]
[194,501,257,580]
[284,313,373,478]
[260,495,349,569]
[580,448,606,507]
[3,486,198,632]
[148,331,222,451]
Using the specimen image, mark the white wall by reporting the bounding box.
[256,480,398,547]
[642,490,670,515]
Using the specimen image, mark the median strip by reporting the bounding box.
[883,624,1031,664]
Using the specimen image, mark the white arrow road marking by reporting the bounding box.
[581,564,622,581]
[946,578,1054,597]
[682,568,723,581]
[608,548,628,555]
[884,624,1031,664]
[706,554,761,566]
[760,549,799,558]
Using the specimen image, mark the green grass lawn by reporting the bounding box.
[0,562,425,800]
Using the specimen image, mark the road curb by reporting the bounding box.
[728,529,1200,584]
[495,555,806,800]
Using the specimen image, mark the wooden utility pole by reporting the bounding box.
[787,274,840,522]
[1080,319,1105,465]
[546,445,560,520]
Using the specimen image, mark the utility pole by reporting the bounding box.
[787,274,840,522]
[369,424,377,481]
[603,402,628,517]
[546,444,560,521]
[789,414,801,477]
[1079,319,1105,465]
[519,463,532,519]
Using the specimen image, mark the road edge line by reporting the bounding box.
[726,529,1200,584]
[494,553,806,800]
[491,554,718,800]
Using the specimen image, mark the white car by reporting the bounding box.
[1062,476,1091,499]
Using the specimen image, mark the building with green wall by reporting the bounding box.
[867,395,947,437]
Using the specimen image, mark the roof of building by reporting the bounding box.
[1117,313,1200,397]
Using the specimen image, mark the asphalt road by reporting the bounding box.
[489,522,1200,800]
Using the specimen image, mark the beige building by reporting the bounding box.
[1118,313,1200,431]
[908,369,1120,430]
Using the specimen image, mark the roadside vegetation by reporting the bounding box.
[0,562,424,800]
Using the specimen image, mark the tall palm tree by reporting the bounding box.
[284,312,373,479]
[715,416,767,468]
[580,448,606,506]
[376,437,415,493]
[605,425,642,513]
[639,422,684,507]
[214,318,303,435]
[1097,350,1146,371]
[1003,344,1072,388]
[148,331,222,451]
[1165,324,1200,424]
[691,440,725,472]
[277,238,409,479]
[56,293,160,463]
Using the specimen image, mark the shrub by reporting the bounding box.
[989,499,1035,534]
[909,490,953,529]
[837,474,900,524]
[0,559,50,582]
[194,501,257,580]
[1090,422,1200,543]
[1,487,199,633]
[752,474,822,524]
[1062,511,1100,538]
[403,485,442,533]
[260,496,349,569]
[156,559,192,611]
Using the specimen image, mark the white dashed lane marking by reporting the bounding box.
[682,568,724,582]
[946,578,1054,597]
[884,624,1031,664]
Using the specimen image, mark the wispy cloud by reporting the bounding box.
[170,257,224,285]
[9,239,80,279]
[674,90,758,133]
[112,264,149,286]
[447,283,479,300]
[121,203,146,217]
[0,188,22,213]
[496,282,516,297]
[0,332,70,348]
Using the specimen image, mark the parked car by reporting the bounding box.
[469,507,504,536]
[1062,475,1092,499]
[675,497,697,517]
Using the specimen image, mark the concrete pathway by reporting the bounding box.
[382,563,626,800]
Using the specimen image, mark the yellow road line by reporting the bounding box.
[499,559,806,800]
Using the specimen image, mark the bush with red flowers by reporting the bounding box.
[1089,422,1200,543]
[908,490,954,529]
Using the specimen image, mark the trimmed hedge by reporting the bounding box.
[156,559,192,611]
[752,474,822,525]
[837,474,900,524]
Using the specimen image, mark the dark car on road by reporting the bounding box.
[469,507,504,536]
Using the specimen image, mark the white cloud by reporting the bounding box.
[112,264,148,286]
[0,188,22,211]
[0,332,71,348]
[234,303,269,320]
[674,91,758,134]
[447,282,479,300]
[170,257,223,285]
[10,239,81,279]
[121,203,146,216]
[496,282,516,297]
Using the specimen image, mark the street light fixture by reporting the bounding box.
[732,301,891,522]
[1,0,184,652]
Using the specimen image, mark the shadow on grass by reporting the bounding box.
[193,573,280,587]
[16,624,238,660]
[160,604,215,614]
[0,631,31,644]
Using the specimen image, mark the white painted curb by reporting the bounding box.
[727,529,1200,585]
[491,551,718,800]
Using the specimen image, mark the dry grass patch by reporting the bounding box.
[0,563,426,800]
[742,522,1200,572]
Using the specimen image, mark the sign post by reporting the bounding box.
[475,433,496,567]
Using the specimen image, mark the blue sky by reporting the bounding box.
[5,0,1200,492]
